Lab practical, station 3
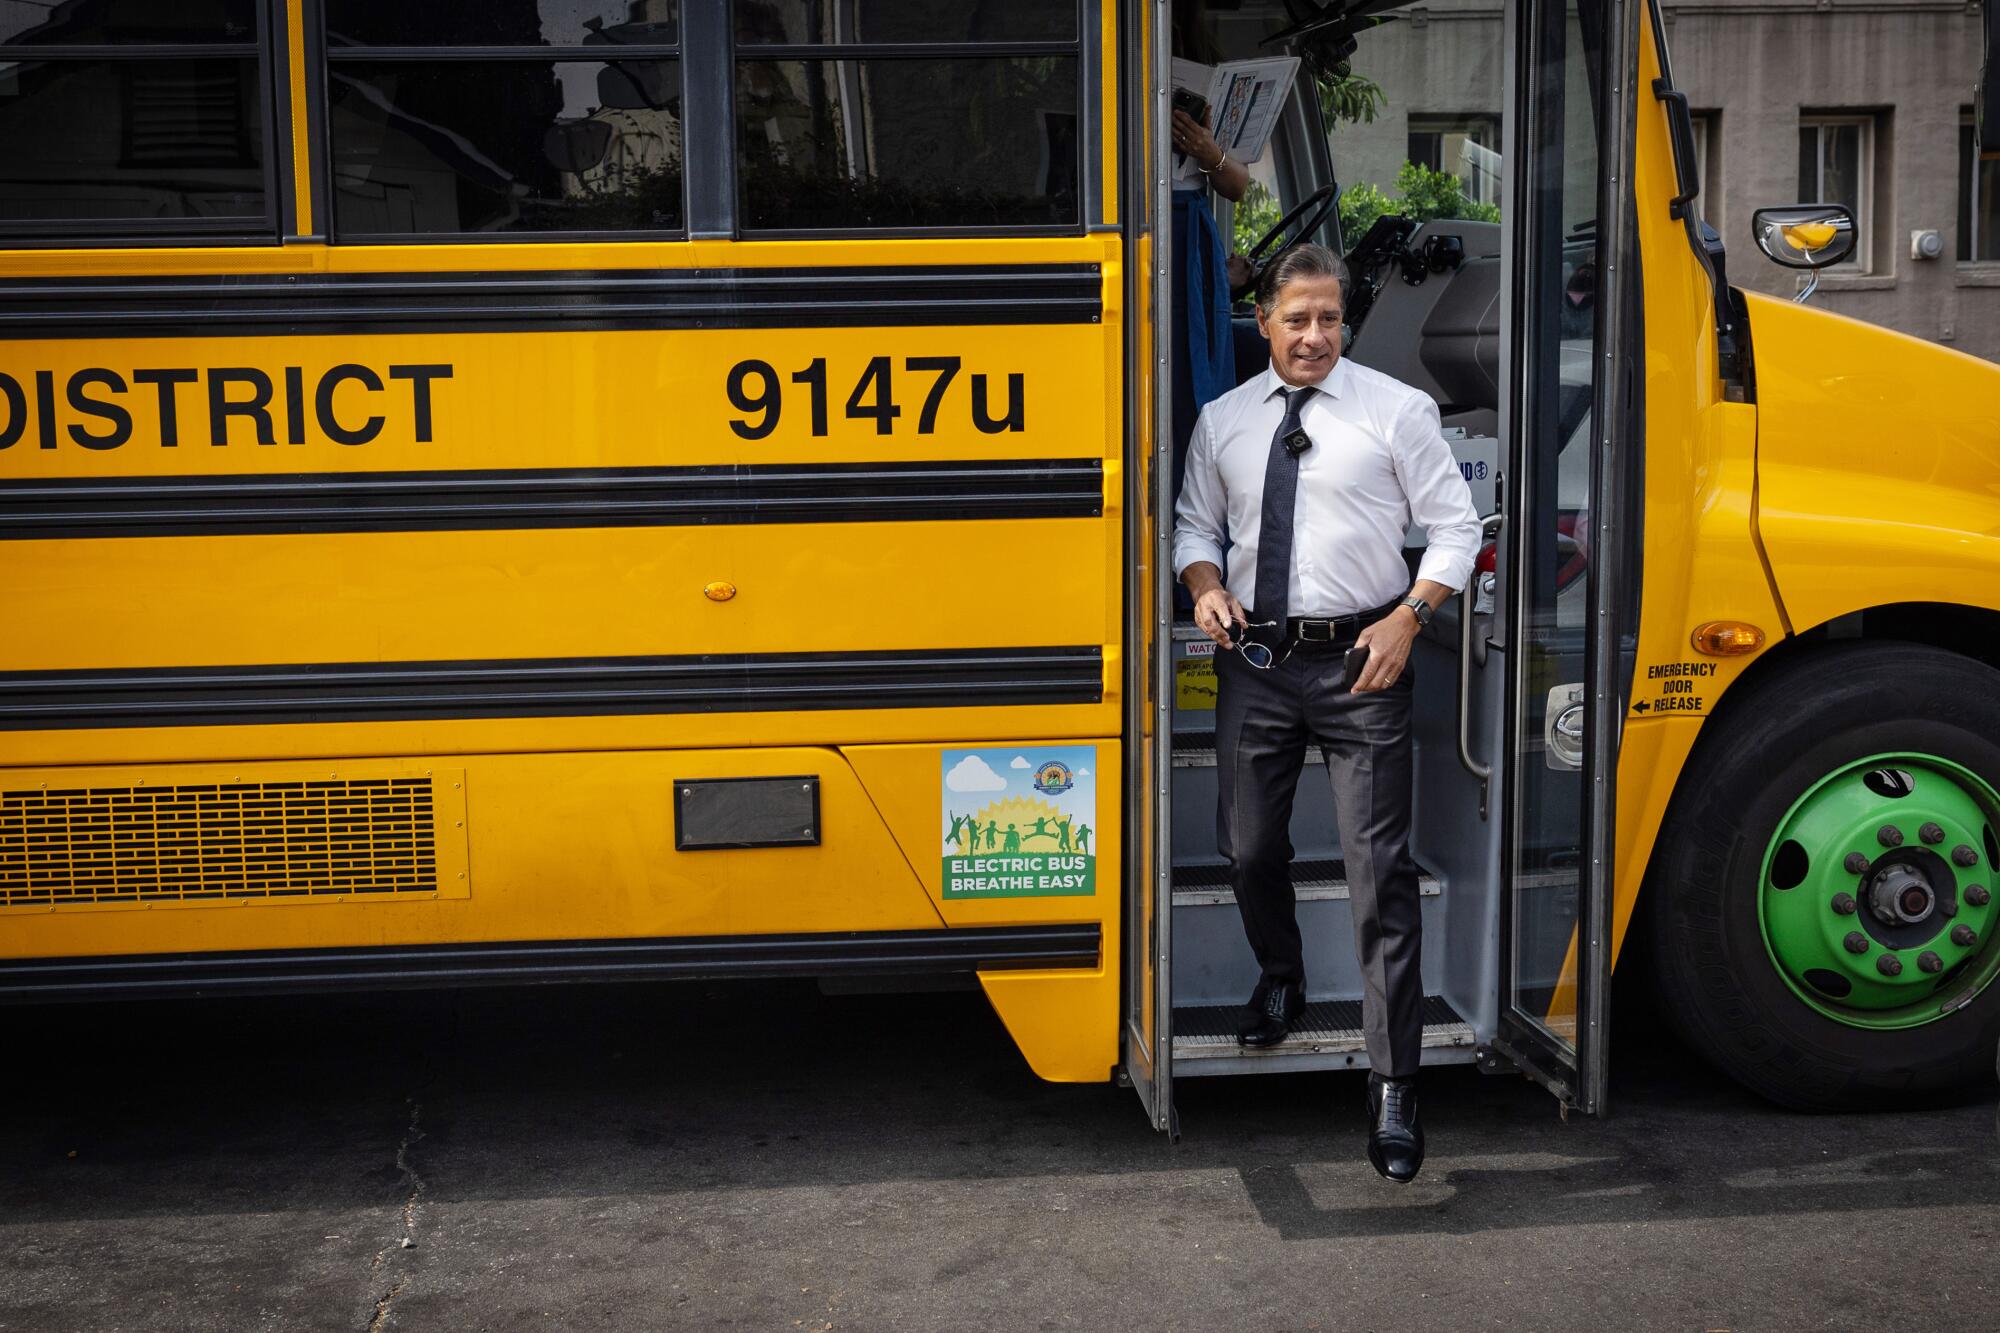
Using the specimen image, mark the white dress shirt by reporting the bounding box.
[1172,358,1481,617]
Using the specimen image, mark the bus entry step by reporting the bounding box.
[1170,995,1475,1076]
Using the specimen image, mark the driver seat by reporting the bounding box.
[1231,309,1265,385]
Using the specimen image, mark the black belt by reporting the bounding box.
[1282,600,1402,643]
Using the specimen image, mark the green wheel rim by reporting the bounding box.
[1758,752,2000,1030]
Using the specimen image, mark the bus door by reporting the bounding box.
[1123,0,1175,1137]
[1126,0,1632,1128]
[1488,0,1629,1113]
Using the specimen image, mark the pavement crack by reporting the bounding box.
[365,1096,428,1332]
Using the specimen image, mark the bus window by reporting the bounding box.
[733,0,1081,233]
[1327,6,1507,440]
[733,1,1075,44]
[0,0,271,242]
[324,1,684,239]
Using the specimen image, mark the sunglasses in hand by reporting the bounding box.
[1218,618,1282,669]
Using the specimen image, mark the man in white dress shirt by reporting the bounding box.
[1172,243,1479,1183]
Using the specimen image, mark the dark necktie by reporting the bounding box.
[1252,385,1316,626]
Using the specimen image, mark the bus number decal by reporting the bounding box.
[726,357,1024,442]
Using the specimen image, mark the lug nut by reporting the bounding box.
[1844,853,1871,875]
[1878,826,1904,848]
[1967,885,1992,907]
[1878,954,1904,977]
[1920,823,1946,844]
[1952,924,1977,948]
[1831,892,1857,915]
[1844,931,1870,954]
[1918,951,1944,973]
[1952,844,1979,867]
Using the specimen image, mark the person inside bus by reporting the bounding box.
[1171,244,1480,1184]
[1170,5,1253,478]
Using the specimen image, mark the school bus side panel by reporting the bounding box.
[0,242,1125,991]
[1747,295,2000,632]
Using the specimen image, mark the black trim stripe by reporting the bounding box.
[0,459,1105,539]
[0,264,1104,338]
[0,647,1105,730]
[0,925,1104,1002]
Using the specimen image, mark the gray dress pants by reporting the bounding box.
[1213,639,1424,1078]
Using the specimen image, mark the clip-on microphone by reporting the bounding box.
[1283,427,1313,458]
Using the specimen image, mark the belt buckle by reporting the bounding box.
[1297,619,1331,643]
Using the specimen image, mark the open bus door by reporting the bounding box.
[1121,0,1633,1131]
[1121,0,1177,1137]
[1484,0,1630,1116]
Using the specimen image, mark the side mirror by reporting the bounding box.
[1751,204,1856,303]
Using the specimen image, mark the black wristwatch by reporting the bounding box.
[1400,594,1434,629]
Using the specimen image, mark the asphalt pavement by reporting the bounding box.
[3,976,1996,1332]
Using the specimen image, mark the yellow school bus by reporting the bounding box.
[2,0,1997,1125]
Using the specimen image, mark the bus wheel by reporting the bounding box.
[1646,641,2000,1111]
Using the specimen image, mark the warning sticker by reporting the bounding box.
[1176,656,1218,711]
[940,746,1097,899]
[1630,660,1718,716]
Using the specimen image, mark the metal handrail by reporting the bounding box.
[1457,512,1505,787]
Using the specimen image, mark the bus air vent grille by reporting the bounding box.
[0,777,444,908]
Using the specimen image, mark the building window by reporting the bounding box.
[1960,113,1999,263]
[733,0,1081,234]
[0,0,273,243]
[1798,114,1874,269]
[1689,110,1719,222]
[1407,113,1501,207]
[323,1,684,240]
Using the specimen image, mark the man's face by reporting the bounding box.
[1255,273,1344,386]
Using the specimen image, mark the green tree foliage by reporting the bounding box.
[1232,178,1282,258]
[1338,161,1501,240]
[1319,70,1386,130]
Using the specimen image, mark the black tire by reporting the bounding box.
[1644,640,2000,1111]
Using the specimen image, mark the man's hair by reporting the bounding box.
[1256,243,1349,316]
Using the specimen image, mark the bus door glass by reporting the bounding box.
[1497,0,1615,1107]
[1127,0,1176,1137]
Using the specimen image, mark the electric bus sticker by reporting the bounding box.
[941,746,1097,899]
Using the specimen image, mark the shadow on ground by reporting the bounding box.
[7,973,1995,1243]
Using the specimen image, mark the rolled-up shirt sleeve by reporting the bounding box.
[1392,393,1481,593]
[1171,407,1228,580]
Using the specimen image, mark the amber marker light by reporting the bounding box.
[1691,621,1765,656]
[704,582,737,602]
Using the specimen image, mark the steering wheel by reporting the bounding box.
[1240,184,1340,293]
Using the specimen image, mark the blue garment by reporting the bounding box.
[1171,188,1236,457]
[1171,188,1237,614]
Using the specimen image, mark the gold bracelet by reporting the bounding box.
[1198,150,1228,176]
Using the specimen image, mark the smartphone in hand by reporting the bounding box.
[1172,87,1209,124]
[1342,645,1370,692]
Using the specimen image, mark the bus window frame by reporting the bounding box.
[0,0,287,249]
[317,5,688,246]
[728,0,1094,241]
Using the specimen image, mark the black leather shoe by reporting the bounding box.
[1236,980,1305,1047]
[1366,1073,1425,1183]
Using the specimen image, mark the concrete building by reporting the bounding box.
[1329,0,1999,361]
